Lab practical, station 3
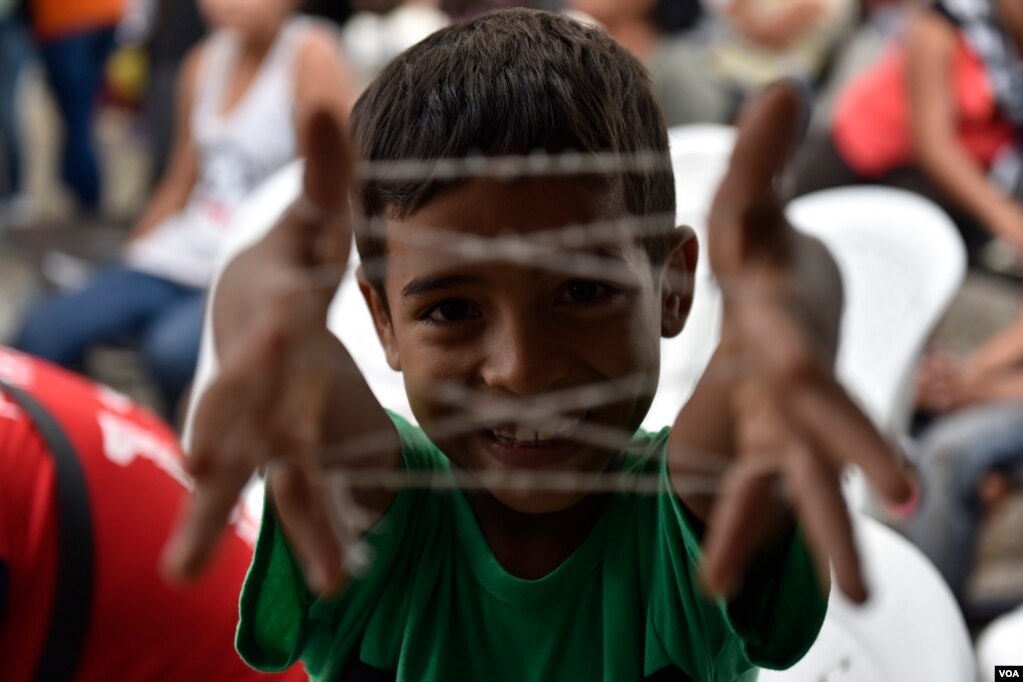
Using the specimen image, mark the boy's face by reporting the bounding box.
[360,178,696,514]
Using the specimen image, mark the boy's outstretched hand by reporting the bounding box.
[698,84,913,603]
[162,111,388,594]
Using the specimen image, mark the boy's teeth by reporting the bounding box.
[491,415,584,444]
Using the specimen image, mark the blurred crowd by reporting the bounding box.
[1,0,1023,676]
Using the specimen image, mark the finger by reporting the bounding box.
[784,446,867,603]
[302,108,353,214]
[269,461,345,595]
[787,378,912,505]
[726,81,809,201]
[702,457,785,599]
[162,455,253,583]
[735,292,913,504]
[163,312,291,582]
[295,109,354,271]
[710,82,810,266]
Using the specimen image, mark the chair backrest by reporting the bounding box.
[976,605,1023,673]
[759,514,975,682]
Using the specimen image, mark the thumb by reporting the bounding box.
[302,108,353,214]
[709,82,810,273]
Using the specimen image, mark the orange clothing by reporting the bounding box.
[31,0,126,42]
[832,36,1017,178]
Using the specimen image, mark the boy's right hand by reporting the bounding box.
[162,112,357,592]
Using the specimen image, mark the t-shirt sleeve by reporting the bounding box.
[643,429,828,679]
[236,412,444,675]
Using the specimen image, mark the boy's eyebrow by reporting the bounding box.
[400,275,482,299]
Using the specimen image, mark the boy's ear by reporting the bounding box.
[661,226,698,339]
[356,265,402,371]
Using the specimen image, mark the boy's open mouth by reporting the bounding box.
[478,412,590,468]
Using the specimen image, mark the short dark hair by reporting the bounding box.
[350,8,675,287]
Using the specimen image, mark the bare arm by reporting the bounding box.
[965,308,1023,379]
[907,11,1023,248]
[127,47,203,243]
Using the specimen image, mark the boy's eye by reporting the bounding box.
[559,280,614,304]
[425,299,478,323]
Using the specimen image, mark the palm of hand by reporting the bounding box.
[700,84,912,603]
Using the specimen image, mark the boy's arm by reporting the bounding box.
[164,111,401,595]
[667,85,912,604]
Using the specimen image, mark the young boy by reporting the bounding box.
[165,9,912,681]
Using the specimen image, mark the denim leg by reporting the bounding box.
[0,20,31,196]
[141,292,205,414]
[907,401,1023,600]
[14,267,193,370]
[38,27,116,209]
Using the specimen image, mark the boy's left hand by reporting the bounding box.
[700,84,913,603]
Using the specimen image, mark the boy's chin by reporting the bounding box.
[487,488,590,515]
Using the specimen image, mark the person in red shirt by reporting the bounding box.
[0,346,304,681]
[789,0,1023,262]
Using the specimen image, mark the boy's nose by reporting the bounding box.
[480,320,569,397]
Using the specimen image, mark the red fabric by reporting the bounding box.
[832,37,1017,178]
[0,348,305,681]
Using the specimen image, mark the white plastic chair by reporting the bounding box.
[976,605,1023,673]
[759,514,975,682]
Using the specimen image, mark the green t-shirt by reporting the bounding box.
[237,414,827,681]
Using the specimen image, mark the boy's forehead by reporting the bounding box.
[377,176,652,292]
[386,176,624,243]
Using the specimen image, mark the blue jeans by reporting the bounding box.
[0,19,31,196]
[15,267,205,416]
[38,27,116,210]
[907,401,1023,606]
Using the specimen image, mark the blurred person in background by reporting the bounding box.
[0,346,306,680]
[0,0,33,223]
[908,307,1023,618]
[340,0,446,87]
[27,0,127,213]
[789,0,1023,265]
[705,0,859,99]
[567,0,724,125]
[15,0,354,420]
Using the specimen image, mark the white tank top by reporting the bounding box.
[126,17,321,288]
